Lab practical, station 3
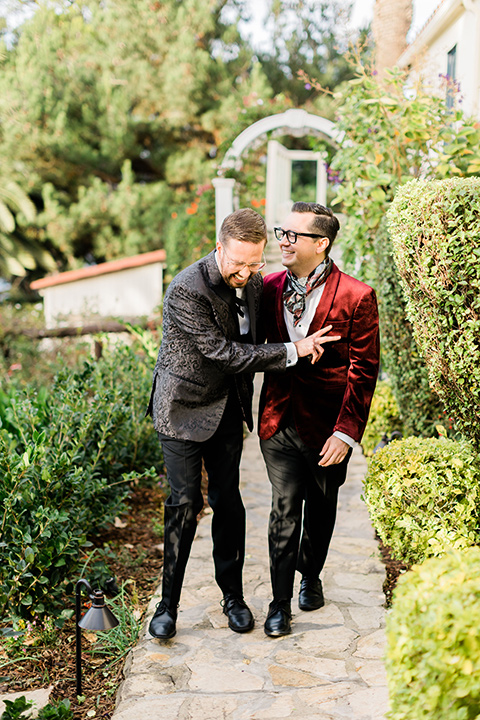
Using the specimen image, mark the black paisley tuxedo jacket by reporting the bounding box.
[147,250,287,442]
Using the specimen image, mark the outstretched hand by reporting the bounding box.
[294,325,341,365]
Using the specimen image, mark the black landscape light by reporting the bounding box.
[75,579,119,696]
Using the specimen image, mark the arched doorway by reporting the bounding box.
[212,108,342,241]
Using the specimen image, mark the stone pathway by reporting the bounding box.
[111,406,389,720]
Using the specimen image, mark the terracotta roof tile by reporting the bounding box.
[31,249,166,290]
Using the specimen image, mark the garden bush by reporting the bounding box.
[363,436,480,566]
[374,231,444,437]
[0,341,161,620]
[326,65,479,436]
[388,177,480,449]
[361,380,404,457]
[387,548,480,720]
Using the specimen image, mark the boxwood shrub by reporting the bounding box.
[387,548,480,720]
[361,380,404,457]
[388,177,480,449]
[363,436,480,565]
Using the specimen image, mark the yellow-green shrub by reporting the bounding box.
[363,436,480,565]
[387,548,480,720]
[388,177,480,450]
[362,380,403,457]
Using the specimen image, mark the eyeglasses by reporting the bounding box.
[222,246,266,272]
[274,227,324,244]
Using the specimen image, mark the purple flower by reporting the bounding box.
[304,83,312,90]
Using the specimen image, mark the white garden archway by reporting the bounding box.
[212,108,343,238]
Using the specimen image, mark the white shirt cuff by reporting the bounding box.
[285,342,298,367]
[333,431,356,448]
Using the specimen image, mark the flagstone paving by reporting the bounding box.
[111,403,390,720]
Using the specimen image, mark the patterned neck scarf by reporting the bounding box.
[283,257,333,326]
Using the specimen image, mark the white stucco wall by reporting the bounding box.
[399,1,480,119]
[424,14,476,114]
[40,262,164,328]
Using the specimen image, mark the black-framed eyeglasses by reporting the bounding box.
[274,227,323,244]
[222,246,266,272]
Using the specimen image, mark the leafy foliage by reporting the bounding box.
[0,342,161,620]
[37,700,72,720]
[361,380,403,457]
[331,67,480,271]
[328,65,480,434]
[41,161,173,266]
[0,696,73,720]
[254,0,358,106]
[0,696,33,720]
[0,0,364,279]
[388,177,480,450]
[163,185,216,278]
[363,437,480,566]
[0,176,56,279]
[387,548,480,720]
[373,232,443,437]
[0,302,93,388]
[0,0,285,277]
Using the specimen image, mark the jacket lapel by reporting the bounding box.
[308,263,341,333]
[245,282,257,342]
[204,251,239,337]
[274,273,291,343]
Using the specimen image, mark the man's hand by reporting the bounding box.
[319,435,350,467]
[294,325,341,365]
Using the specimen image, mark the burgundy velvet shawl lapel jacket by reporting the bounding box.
[147,251,287,442]
[258,263,380,449]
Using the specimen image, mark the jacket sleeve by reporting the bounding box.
[169,282,287,374]
[333,288,380,442]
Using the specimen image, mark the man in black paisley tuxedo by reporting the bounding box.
[146,208,335,639]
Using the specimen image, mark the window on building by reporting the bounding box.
[446,45,457,109]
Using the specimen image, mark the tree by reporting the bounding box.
[0,0,280,274]
[254,0,360,108]
[0,176,55,277]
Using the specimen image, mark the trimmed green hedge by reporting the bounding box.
[374,230,444,437]
[387,548,480,719]
[361,380,403,456]
[388,177,480,449]
[363,436,480,565]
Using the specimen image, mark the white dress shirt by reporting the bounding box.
[283,281,356,449]
[214,252,297,368]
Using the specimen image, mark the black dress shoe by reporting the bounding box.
[222,594,255,633]
[264,600,292,637]
[299,576,325,611]
[148,601,177,639]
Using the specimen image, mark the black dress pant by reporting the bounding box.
[260,422,351,602]
[158,392,245,610]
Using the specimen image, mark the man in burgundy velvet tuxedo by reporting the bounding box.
[259,202,380,637]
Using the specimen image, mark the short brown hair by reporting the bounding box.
[219,208,267,245]
[291,202,340,255]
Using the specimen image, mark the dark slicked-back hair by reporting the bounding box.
[219,208,267,245]
[291,202,340,255]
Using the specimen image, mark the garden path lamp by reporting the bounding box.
[75,579,119,696]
